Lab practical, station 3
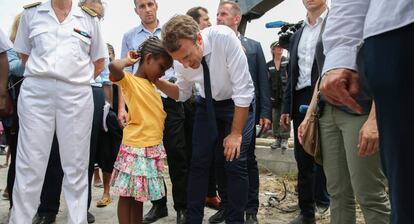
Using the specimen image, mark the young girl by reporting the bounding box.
[109,37,173,224]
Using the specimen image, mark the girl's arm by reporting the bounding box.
[154,79,179,100]
[109,51,139,82]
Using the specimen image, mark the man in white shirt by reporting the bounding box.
[157,15,255,223]
[319,1,414,223]
[10,0,106,223]
[0,29,13,117]
[213,2,271,224]
[280,1,330,223]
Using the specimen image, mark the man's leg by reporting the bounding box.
[56,81,93,224]
[10,77,57,223]
[162,97,187,211]
[36,135,63,222]
[186,99,217,224]
[290,87,321,221]
[215,104,255,224]
[246,125,260,217]
[335,106,390,224]
[364,23,414,224]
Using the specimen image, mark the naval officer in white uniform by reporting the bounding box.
[10,0,106,223]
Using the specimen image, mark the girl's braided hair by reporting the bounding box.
[136,36,172,66]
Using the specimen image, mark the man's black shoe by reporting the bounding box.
[87,211,95,223]
[288,214,316,224]
[246,213,259,224]
[143,203,168,224]
[32,214,56,224]
[208,208,225,224]
[176,209,186,224]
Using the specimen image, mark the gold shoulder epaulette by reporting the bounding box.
[23,2,41,9]
[81,6,97,17]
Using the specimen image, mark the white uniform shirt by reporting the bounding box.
[14,1,107,85]
[175,25,255,108]
[322,0,414,74]
[0,29,12,53]
[296,10,327,90]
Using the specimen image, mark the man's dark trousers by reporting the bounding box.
[216,103,259,216]
[363,22,414,224]
[186,97,255,224]
[292,87,329,218]
[151,97,189,211]
[245,117,260,215]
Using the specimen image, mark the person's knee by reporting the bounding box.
[224,159,248,177]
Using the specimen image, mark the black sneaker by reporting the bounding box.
[176,209,186,224]
[271,139,281,150]
[33,214,56,224]
[246,213,259,224]
[208,208,225,224]
[87,211,95,223]
[143,203,168,224]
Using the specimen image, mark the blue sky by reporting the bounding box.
[0,0,309,60]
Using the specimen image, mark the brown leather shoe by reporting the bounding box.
[205,196,221,210]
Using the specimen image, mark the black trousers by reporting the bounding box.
[5,122,18,209]
[184,98,217,198]
[152,97,189,211]
[37,86,105,215]
[363,23,414,224]
[99,109,122,173]
[188,97,254,224]
[245,122,260,215]
[292,87,330,218]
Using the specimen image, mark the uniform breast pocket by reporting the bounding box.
[29,28,49,56]
[71,32,91,60]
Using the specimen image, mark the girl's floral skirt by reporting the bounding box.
[111,144,166,202]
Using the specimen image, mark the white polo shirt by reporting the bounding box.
[0,29,12,53]
[14,1,107,85]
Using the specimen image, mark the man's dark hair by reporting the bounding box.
[161,15,200,53]
[186,6,208,24]
[134,0,156,7]
[106,43,114,54]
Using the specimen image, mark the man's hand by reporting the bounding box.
[117,108,128,128]
[320,68,362,113]
[297,117,309,145]
[223,133,242,161]
[259,118,272,133]
[280,113,291,131]
[358,117,379,157]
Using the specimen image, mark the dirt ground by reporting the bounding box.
[0,153,368,224]
[258,171,366,224]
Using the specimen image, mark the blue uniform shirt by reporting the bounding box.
[120,23,175,82]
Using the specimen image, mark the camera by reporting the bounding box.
[277,20,303,49]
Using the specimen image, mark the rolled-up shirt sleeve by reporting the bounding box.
[175,70,193,102]
[322,0,370,75]
[224,32,254,107]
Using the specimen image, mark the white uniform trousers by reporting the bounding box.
[10,77,93,224]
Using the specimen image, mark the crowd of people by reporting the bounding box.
[0,0,413,224]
